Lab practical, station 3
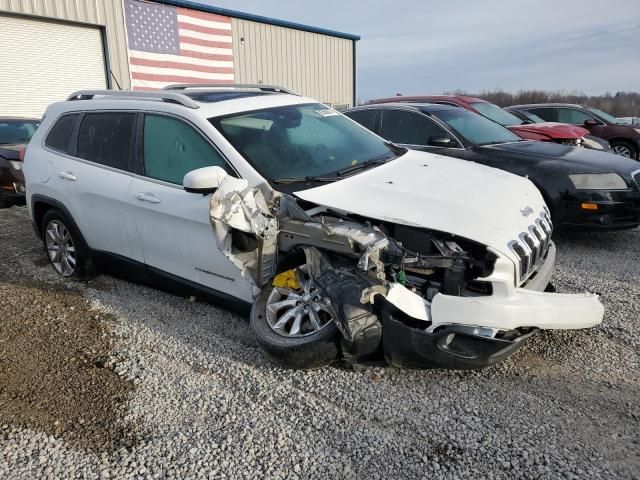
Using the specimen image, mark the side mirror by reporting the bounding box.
[584,118,598,127]
[428,135,453,148]
[183,166,228,194]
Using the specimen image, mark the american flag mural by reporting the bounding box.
[124,0,234,90]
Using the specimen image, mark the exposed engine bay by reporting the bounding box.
[207,175,525,369]
[209,176,497,305]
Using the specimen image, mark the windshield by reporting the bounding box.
[588,107,622,125]
[432,108,523,145]
[212,103,398,181]
[0,120,39,145]
[470,102,524,126]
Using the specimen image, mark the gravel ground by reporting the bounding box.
[0,205,638,479]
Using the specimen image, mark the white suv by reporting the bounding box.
[23,85,603,369]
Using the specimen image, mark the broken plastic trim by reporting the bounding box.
[302,247,383,365]
[209,177,279,292]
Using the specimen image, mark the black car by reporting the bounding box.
[0,117,40,208]
[508,103,640,159]
[343,103,640,230]
[505,107,611,153]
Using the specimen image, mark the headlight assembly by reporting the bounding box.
[568,173,627,190]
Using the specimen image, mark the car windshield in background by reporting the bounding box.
[470,102,524,126]
[0,120,39,145]
[212,103,399,182]
[588,107,623,125]
[432,108,523,146]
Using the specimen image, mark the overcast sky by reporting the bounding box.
[204,0,640,101]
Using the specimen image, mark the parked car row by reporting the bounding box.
[368,95,594,148]
[18,84,617,372]
[344,102,640,230]
[505,107,611,152]
[508,103,640,159]
[617,116,640,126]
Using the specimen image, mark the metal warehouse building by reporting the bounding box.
[0,0,359,117]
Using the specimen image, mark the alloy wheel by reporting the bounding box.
[265,267,333,338]
[45,220,77,276]
[612,144,633,158]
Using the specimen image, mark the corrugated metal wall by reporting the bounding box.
[231,18,354,107]
[0,0,131,89]
[0,1,355,106]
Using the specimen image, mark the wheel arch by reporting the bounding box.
[31,195,85,245]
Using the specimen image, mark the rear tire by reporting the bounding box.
[610,141,638,160]
[41,209,95,280]
[0,192,8,209]
[250,282,340,369]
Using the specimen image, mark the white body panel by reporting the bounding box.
[67,162,143,262]
[129,177,254,301]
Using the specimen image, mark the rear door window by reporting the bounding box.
[45,114,79,153]
[527,108,558,122]
[380,109,449,146]
[76,113,136,170]
[344,109,378,132]
[142,114,230,185]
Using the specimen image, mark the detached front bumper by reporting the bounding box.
[379,243,604,369]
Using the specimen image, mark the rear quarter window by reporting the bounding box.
[44,114,79,153]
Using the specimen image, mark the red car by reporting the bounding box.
[368,95,590,146]
[0,117,40,208]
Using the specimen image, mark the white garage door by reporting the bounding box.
[0,14,107,118]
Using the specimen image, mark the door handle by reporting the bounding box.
[58,171,77,181]
[136,192,161,204]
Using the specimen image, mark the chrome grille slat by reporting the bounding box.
[509,211,553,284]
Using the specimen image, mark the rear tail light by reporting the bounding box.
[19,147,26,161]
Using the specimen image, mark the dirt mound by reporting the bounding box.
[0,280,136,452]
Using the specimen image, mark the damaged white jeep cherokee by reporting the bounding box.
[24,85,604,370]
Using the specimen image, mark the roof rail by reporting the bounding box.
[163,83,298,95]
[66,90,200,109]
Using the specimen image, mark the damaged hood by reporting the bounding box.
[508,122,588,140]
[294,150,546,262]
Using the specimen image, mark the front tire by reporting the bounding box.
[250,272,340,369]
[41,209,95,279]
[610,141,638,160]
